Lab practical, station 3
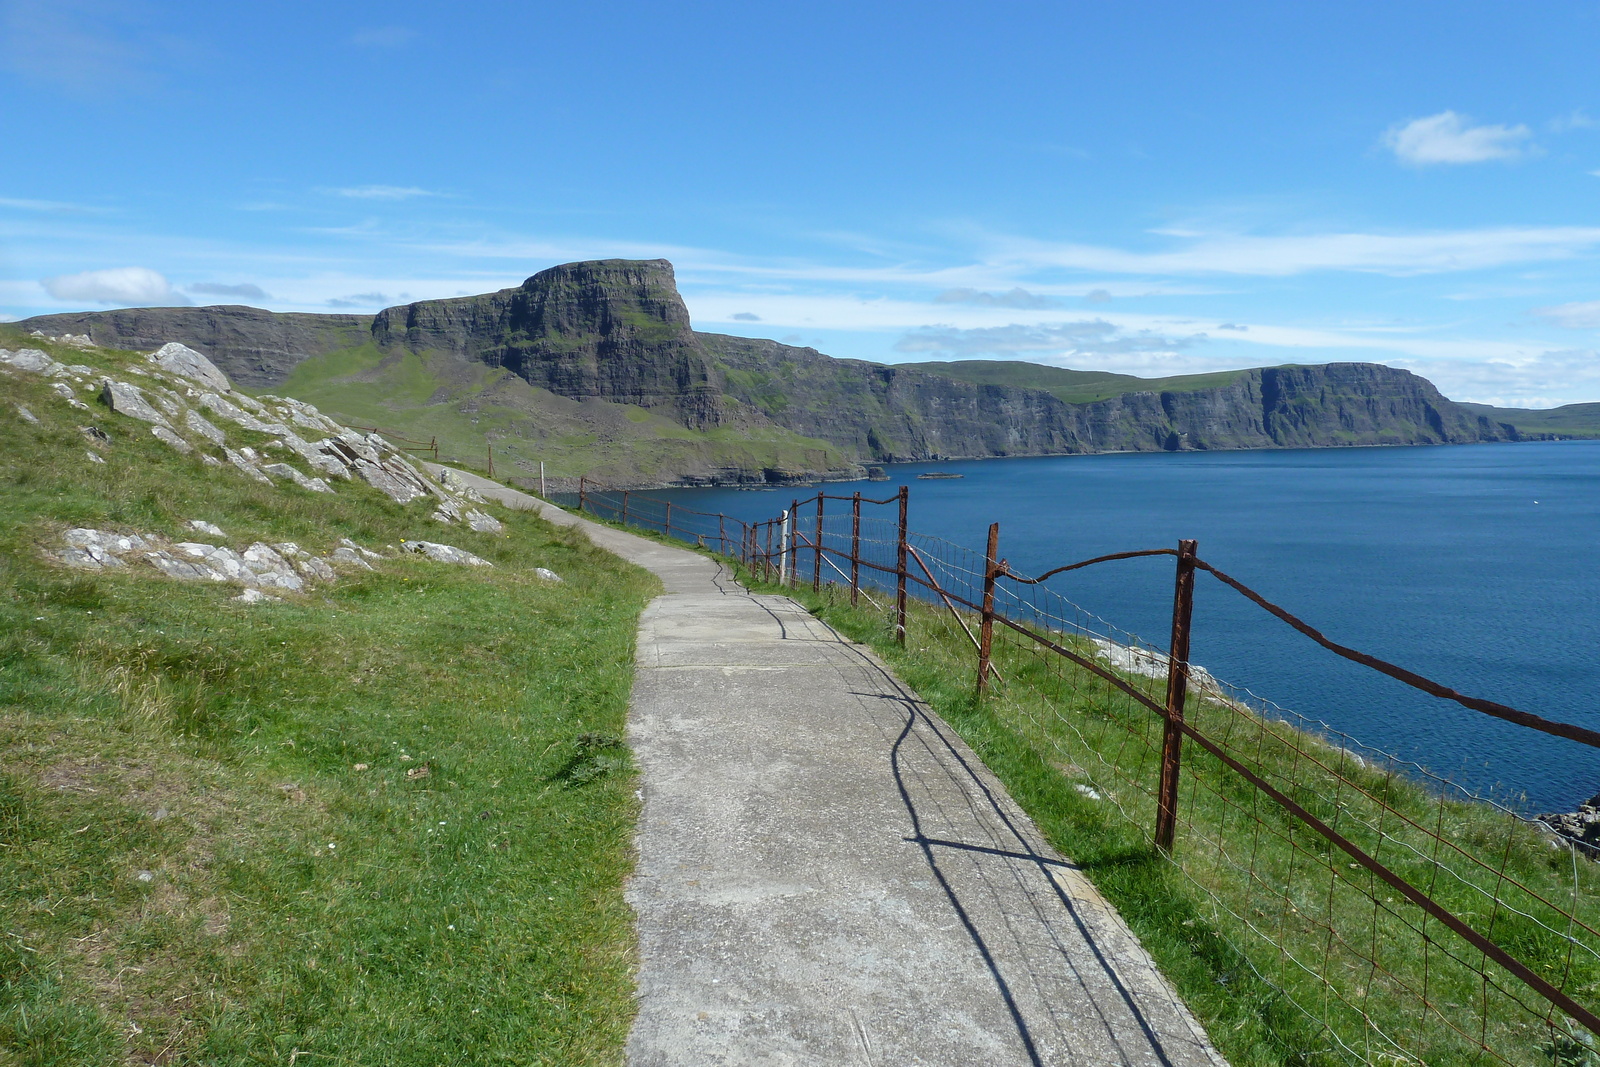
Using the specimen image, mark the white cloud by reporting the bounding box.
[0,196,97,213]
[41,267,187,306]
[935,287,1063,309]
[330,185,438,200]
[1383,111,1532,165]
[1532,300,1600,329]
[1393,349,1600,406]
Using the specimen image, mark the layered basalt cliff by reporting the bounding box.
[18,258,1518,481]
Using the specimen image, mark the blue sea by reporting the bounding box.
[642,441,1600,813]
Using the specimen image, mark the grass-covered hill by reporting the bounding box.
[0,327,658,1065]
[1457,400,1600,439]
[18,259,1520,489]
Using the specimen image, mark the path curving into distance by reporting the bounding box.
[429,465,1227,1067]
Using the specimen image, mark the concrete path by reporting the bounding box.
[430,467,1226,1067]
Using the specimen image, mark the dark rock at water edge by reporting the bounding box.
[1536,792,1600,857]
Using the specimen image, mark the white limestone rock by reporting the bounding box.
[339,537,385,561]
[261,462,334,494]
[51,382,90,410]
[100,381,169,426]
[15,405,38,424]
[296,557,337,582]
[151,425,193,453]
[0,348,64,375]
[147,342,232,392]
[330,546,375,570]
[402,541,493,567]
[232,588,281,604]
[535,567,563,583]
[431,498,463,524]
[188,520,226,537]
[184,408,226,446]
[85,451,106,464]
[465,509,504,534]
[224,448,272,485]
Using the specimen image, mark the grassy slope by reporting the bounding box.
[0,332,659,1065]
[274,343,854,487]
[895,359,1256,404]
[1457,401,1600,438]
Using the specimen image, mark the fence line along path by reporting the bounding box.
[428,466,1224,1067]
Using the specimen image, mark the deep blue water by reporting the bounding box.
[640,441,1600,812]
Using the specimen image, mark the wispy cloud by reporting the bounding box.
[1393,348,1600,407]
[328,185,440,201]
[352,26,416,48]
[1531,300,1600,329]
[0,195,100,213]
[935,287,1064,309]
[41,266,187,306]
[1547,109,1599,134]
[989,226,1600,277]
[1,0,183,96]
[327,291,390,308]
[729,311,761,321]
[1383,110,1532,165]
[189,281,269,300]
[894,319,1198,361]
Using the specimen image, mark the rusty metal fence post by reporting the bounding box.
[578,476,586,515]
[664,501,673,538]
[850,492,862,606]
[895,485,909,646]
[813,494,824,593]
[621,491,630,526]
[788,499,800,587]
[977,522,1000,696]
[719,514,727,556]
[1155,538,1199,854]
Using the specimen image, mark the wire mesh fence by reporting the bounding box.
[554,482,1600,1066]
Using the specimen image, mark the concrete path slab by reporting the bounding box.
[425,467,1226,1067]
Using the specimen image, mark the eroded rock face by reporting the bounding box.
[56,528,388,593]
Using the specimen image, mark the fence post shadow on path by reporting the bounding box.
[558,480,1600,1067]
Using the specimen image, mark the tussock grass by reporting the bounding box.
[0,334,659,1065]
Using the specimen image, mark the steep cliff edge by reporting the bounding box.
[16,258,1518,483]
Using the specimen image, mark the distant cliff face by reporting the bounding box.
[17,259,1517,479]
[699,333,1513,457]
[14,305,371,389]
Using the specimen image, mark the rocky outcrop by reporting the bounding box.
[1537,793,1600,857]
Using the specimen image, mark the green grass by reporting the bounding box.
[897,359,1258,404]
[739,566,1600,1067]
[0,333,660,1065]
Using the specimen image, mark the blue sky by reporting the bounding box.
[4,1,1600,406]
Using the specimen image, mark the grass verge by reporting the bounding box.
[0,334,659,1066]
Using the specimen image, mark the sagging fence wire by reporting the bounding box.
[555,480,1600,1066]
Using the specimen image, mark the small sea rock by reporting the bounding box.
[402,541,494,567]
